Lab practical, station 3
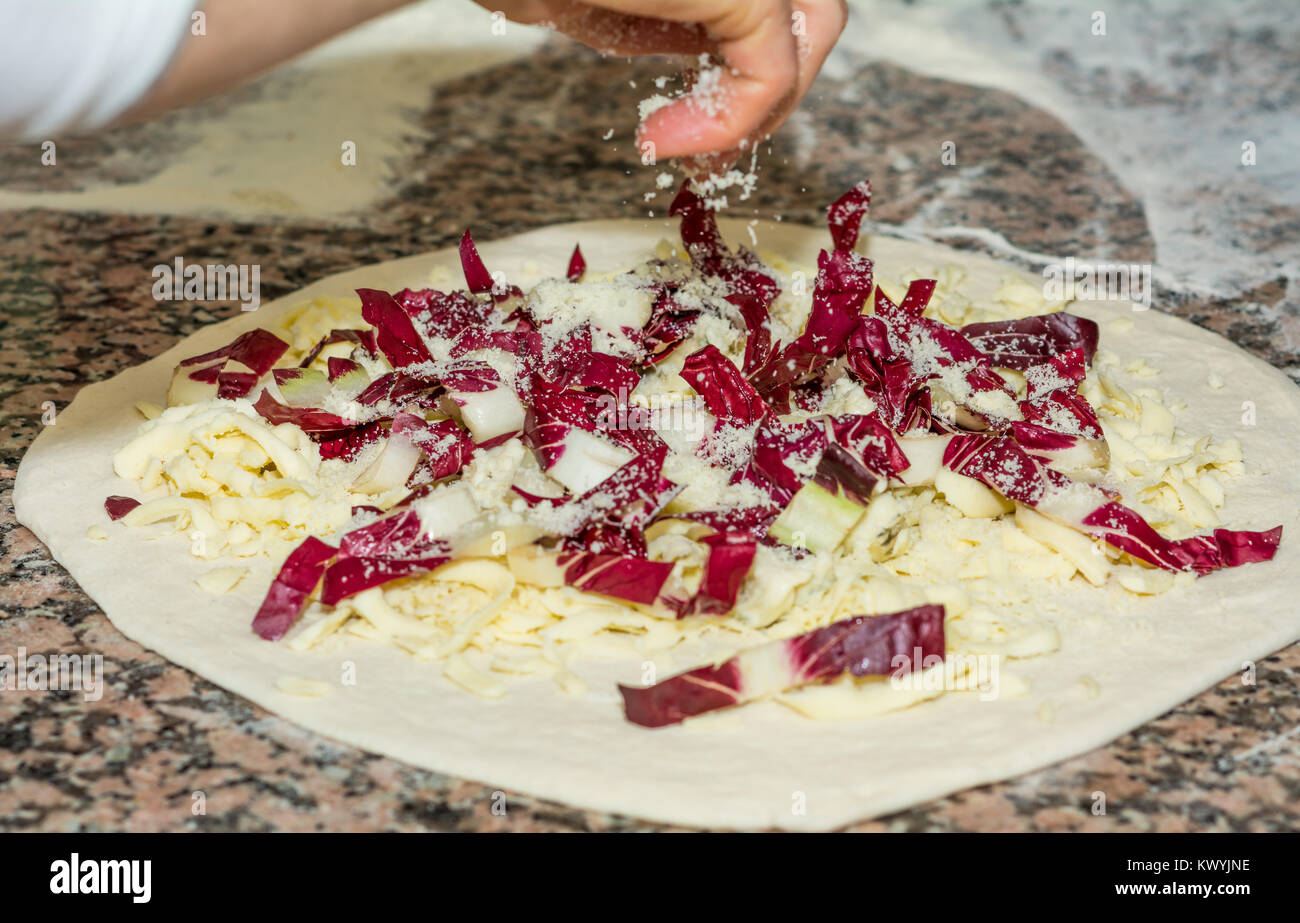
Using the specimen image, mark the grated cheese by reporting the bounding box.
[110,250,1256,718]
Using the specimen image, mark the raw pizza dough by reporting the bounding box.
[14,219,1300,830]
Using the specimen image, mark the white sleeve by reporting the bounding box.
[0,0,200,141]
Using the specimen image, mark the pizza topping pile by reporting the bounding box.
[106,180,1282,726]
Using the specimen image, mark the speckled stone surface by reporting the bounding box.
[2,42,1298,832]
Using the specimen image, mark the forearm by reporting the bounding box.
[121,0,416,124]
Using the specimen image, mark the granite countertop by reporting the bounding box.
[2,11,1299,831]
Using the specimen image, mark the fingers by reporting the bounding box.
[793,0,849,108]
[743,0,848,148]
[499,0,849,162]
[551,7,716,55]
[668,0,848,173]
[494,0,713,54]
[633,1,799,159]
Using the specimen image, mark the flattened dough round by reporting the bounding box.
[15,219,1300,830]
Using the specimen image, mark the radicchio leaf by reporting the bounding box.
[750,249,873,395]
[252,536,337,640]
[358,288,433,368]
[458,229,495,293]
[513,317,595,386]
[682,531,756,617]
[320,555,451,606]
[315,420,387,462]
[812,444,880,507]
[853,281,1017,431]
[178,329,290,399]
[179,328,289,377]
[543,433,675,547]
[826,180,872,252]
[845,315,919,429]
[355,372,397,406]
[874,279,980,361]
[252,390,357,434]
[680,345,769,425]
[1024,347,1087,397]
[560,352,641,396]
[749,417,828,502]
[942,433,1056,506]
[216,371,260,399]
[336,507,425,558]
[1016,348,1104,448]
[523,380,600,470]
[397,288,494,342]
[186,362,223,384]
[641,289,701,366]
[673,504,784,539]
[782,250,871,375]
[104,495,140,520]
[1007,421,1102,471]
[826,413,911,480]
[619,604,945,727]
[1021,389,1104,439]
[669,183,778,304]
[557,551,675,606]
[1081,503,1282,575]
[448,326,520,360]
[458,230,522,301]
[669,183,727,264]
[298,328,377,369]
[394,414,475,484]
[327,356,370,393]
[961,313,1100,371]
[943,433,1282,574]
[566,244,586,282]
[562,521,649,558]
[319,509,453,605]
[730,292,773,375]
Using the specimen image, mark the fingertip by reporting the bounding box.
[637,67,783,161]
[638,100,746,161]
[629,5,803,161]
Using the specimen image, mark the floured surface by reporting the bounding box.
[14,219,1300,830]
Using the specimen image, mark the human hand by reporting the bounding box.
[480,1,849,163]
